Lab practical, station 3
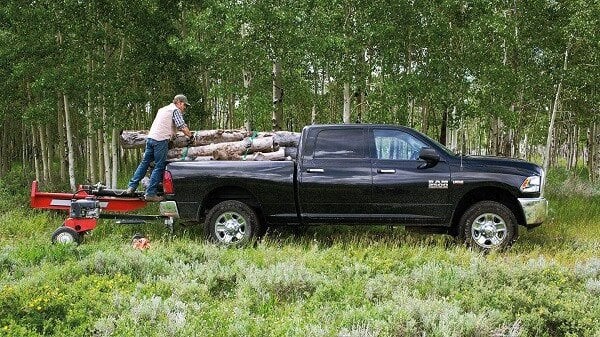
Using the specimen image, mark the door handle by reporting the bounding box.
[306,168,324,173]
[377,169,396,174]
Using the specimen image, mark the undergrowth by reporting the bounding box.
[0,168,599,336]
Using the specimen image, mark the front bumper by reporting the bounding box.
[518,197,548,227]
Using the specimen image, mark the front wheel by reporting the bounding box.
[51,226,82,245]
[458,201,517,251]
[204,200,260,246]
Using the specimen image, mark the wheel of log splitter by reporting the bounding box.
[51,226,82,245]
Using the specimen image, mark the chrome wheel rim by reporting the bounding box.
[55,232,76,244]
[214,211,247,244]
[471,213,507,249]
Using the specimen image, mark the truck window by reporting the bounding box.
[373,129,426,160]
[314,129,365,158]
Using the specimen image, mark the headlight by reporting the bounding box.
[520,176,541,193]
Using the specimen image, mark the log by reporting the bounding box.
[120,129,301,149]
[249,148,288,161]
[122,128,299,161]
[171,147,294,161]
[270,131,301,147]
[167,136,276,160]
[119,130,149,149]
[283,146,298,159]
[171,129,253,148]
[169,156,214,162]
[120,129,253,149]
[212,148,290,161]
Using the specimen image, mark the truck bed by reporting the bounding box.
[166,160,297,223]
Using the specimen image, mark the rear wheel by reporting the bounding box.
[458,201,517,251]
[204,200,260,246]
[51,226,82,245]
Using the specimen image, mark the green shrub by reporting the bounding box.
[243,261,323,302]
[384,291,504,337]
[93,293,202,337]
[1,167,600,336]
[79,249,170,281]
[545,167,600,198]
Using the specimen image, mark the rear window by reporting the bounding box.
[313,129,365,158]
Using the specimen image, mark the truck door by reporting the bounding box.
[370,128,452,224]
[298,127,372,221]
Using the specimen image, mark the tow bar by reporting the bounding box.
[30,181,178,244]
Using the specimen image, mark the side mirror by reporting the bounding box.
[418,147,440,167]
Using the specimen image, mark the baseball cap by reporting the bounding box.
[174,94,191,107]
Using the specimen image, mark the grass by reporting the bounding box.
[1,169,600,336]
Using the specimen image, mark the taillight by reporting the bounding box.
[163,170,174,194]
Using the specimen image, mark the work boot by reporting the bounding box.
[144,195,164,202]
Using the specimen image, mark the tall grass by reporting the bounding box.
[1,168,599,336]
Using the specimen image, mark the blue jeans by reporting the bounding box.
[128,138,168,196]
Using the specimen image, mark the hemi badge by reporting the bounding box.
[453,180,464,185]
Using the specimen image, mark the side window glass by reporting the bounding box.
[314,129,364,158]
[373,129,426,160]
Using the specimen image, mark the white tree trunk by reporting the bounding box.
[32,125,40,183]
[111,128,118,189]
[343,82,351,123]
[57,96,67,182]
[588,124,597,182]
[63,94,76,191]
[241,23,253,130]
[38,125,49,182]
[521,134,529,161]
[102,104,111,187]
[87,90,97,183]
[97,128,104,184]
[272,62,283,131]
[55,35,67,182]
[45,124,52,182]
[543,42,570,185]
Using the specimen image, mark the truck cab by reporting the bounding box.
[297,124,453,225]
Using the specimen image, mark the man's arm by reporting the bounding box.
[173,109,192,138]
[180,126,192,138]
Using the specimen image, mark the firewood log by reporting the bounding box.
[121,129,300,149]
[121,129,253,149]
[167,136,276,160]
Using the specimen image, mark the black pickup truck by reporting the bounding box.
[160,124,547,250]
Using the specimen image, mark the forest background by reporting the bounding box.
[1,2,600,336]
[0,0,598,191]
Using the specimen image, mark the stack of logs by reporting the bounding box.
[119,129,300,161]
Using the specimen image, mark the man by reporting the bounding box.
[126,94,193,201]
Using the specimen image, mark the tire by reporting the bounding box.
[458,201,517,251]
[204,200,260,246]
[51,226,82,245]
